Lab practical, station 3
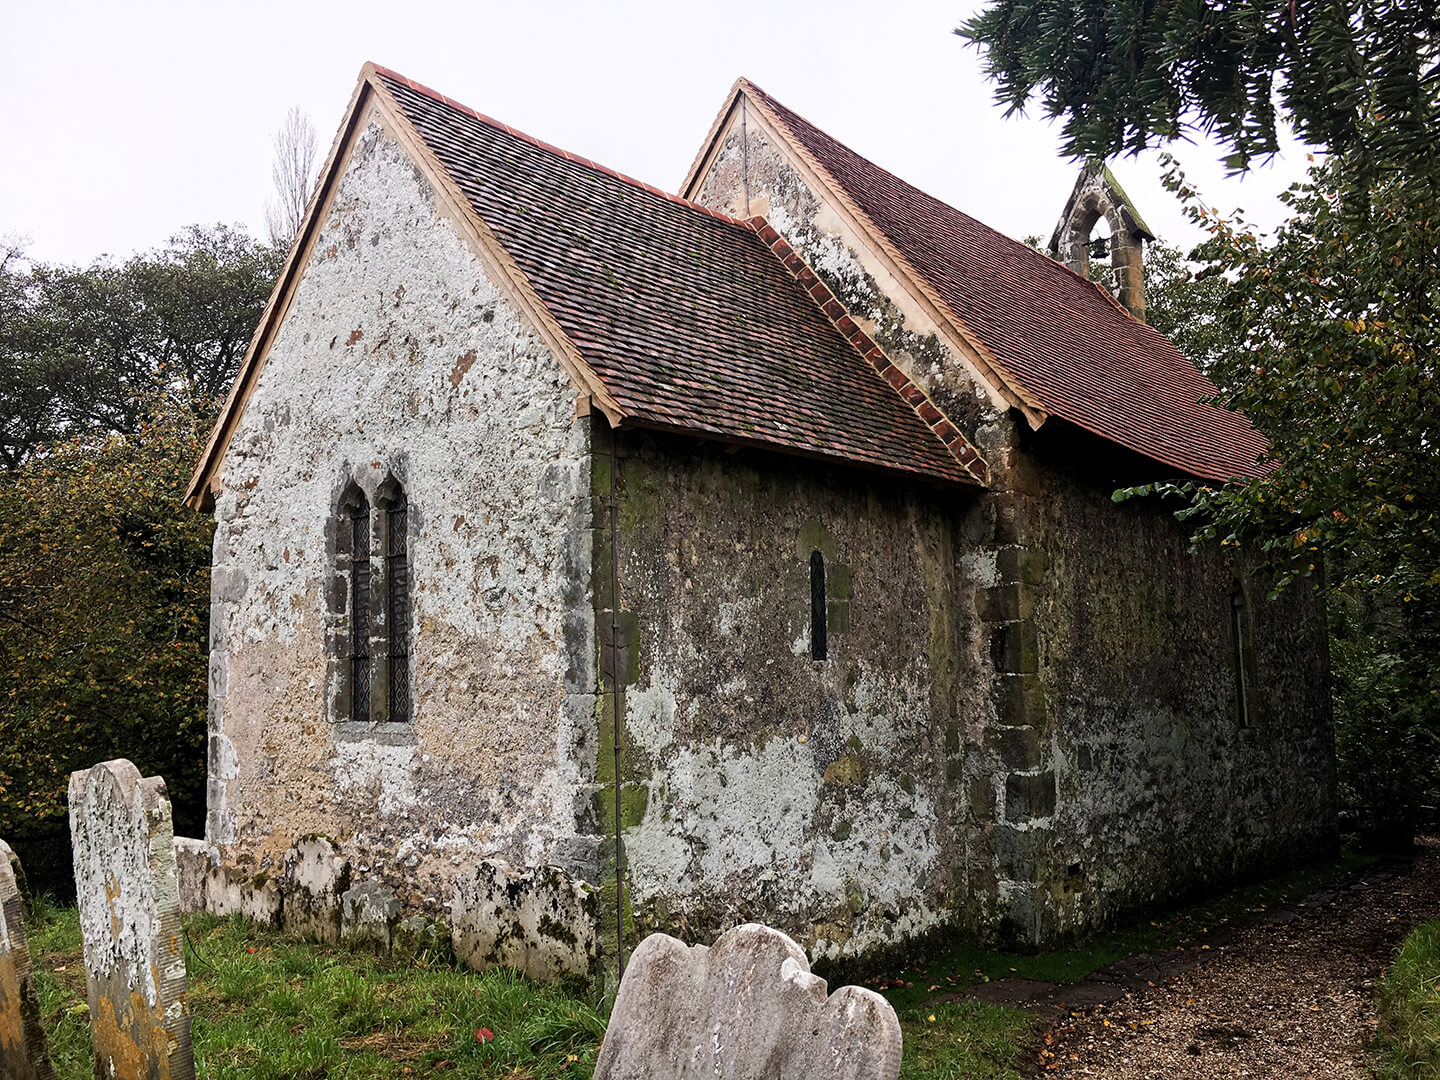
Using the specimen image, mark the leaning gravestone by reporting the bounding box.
[69,760,194,1080]
[594,923,902,1080]
[1,838,56,1080]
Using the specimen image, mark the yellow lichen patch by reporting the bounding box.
[823,752,863,787]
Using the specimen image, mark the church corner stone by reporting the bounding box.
[68,760,193,1080]
[1,838,56,1080]
[594,923,901,1080]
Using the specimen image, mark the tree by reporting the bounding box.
[963,1,1440,844]
[0,224,281,468]
[265,106,319,250]
[0,402,215,849]
[957,0,1439,181]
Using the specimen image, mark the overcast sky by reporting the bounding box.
[2,0,1314,267]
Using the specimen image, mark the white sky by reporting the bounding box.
[1,0,1314,267]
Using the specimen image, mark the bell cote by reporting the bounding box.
[1049,163,1156,323]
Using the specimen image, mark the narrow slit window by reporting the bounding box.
[1231,588,1250,727]
[810,550,827,661]
[351,496,372,724]
[387,492,410,723]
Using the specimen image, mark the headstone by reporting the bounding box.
[0,838,56,1080]
[4,842,28,906]
[280,836,350,943]
[204,865,282,927]
[69,759,194,1080]
[451,858,597,982]
[172,838,218,916]
[594,924,902,1080]
[341,882,401,952]
[393,913,448,961]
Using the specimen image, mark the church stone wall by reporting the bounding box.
[999,434,1337,943]
[600,429,994,963]
[206,111,597,916]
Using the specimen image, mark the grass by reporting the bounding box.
[27,902,606,1080]
[20,844,1378,1080]
[1374,918,1440,1079]
[897,1000,1035,1080]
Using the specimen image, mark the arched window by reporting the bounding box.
[385,490,410,723]
[350,492,373,724]
[810,550,827,661]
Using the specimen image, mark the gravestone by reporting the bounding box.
[594,924,902,1080]
[280,836,350,943]
[1,838,56,1080]
[172,838,218,916]
[204,865,282,927]
[341,881,402,952]
[451,858,597,981]
[69,760,194,1080]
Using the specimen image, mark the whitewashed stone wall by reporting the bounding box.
[206,107,596,917]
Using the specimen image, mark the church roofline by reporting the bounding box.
[187,64,991,510]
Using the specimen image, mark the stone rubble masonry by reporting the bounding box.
[68,760,193,1080]
[594,923,901,1080]
[172,838,218,916]
[451,858,597,982]
[280,836,351,944]
[1,838,56,1080]
[341,882,402,952]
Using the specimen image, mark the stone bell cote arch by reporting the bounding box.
[1049,163,1156,323]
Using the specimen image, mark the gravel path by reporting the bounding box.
[1020,841,1440,1079]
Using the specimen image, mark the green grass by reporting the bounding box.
[1374,918,1440,1079]
[20,845,1376,1080]
[897,1000,1035,1080]
[27,904,606,1080]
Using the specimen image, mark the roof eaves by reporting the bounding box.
[747,214,989,486]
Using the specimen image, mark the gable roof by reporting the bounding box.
[186,66,986,508]
[687,80,1268,483]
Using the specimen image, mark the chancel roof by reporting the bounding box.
[732,80,1269,482]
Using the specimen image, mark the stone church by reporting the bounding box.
[185,63,1335,964]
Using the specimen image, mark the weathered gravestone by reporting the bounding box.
[451,858,597,981]
[594,923,902,1080]
[1,838,56,1080]
[280,836,350,943]
[69,760,193,1080]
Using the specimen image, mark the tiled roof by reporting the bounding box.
[741,82,1269,482]
[372,69,983,487]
